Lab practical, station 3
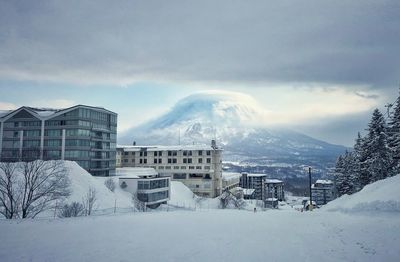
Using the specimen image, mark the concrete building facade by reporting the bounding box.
[311,179,336,205]
[117,168,170,208]
[239,173,284,201]
[116,142,223,197]
[0,105,117,176]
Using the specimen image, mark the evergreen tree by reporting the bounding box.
[387,91,400,176]
[334,155,347,196]
[351,132,364,191]
[334,152,355,196]
[362,109,391,183]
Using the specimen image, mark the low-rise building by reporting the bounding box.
[117,168,170,208]
[116,141,223,197]
[222,172,241,191]
[311,179,336,205]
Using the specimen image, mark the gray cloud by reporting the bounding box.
[293,111,374,146]
[0,0,399,88]
[354,91,379,99]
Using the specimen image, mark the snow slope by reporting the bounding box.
[169,181,220,209]
[324,174,400,213]
[62,161,132,209]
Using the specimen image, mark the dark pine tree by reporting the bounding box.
[387,90,400,176]
[362,109,391,183]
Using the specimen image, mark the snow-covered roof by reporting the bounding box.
[0,105,116,121]
[265,179,283,184]
[0,110,13,118]
[315,179,333,185]
[116,168,158,178]
[244,173,267,177]
[118,144,220,151]
[222,172,241,180]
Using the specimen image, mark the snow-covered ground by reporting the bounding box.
[0,210,399,262]
[1,164,399,262]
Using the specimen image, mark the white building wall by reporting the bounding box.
[117,146,223,197]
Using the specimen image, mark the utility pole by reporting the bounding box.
[309,167,313,211]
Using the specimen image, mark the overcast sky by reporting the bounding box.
[0,0,399,146]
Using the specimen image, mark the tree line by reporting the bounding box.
[334,91,400,196]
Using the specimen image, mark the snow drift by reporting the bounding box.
[324,174,400,213]
[62,161,132,209]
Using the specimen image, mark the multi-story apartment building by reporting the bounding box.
[311,179,336,205]
[116,141,223,197]
[239,173,285,201]
[117,168,170,208]
[0,105,117,176]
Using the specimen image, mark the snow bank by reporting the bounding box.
[169,181,220,209]
[63,161,132,209]
[324,174,400,213]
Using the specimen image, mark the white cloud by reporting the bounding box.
[0,102,18,110]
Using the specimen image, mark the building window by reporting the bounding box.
[189,166,194,170]
[206,150,211,156]
[158,151,162,156]
[154,159,158,164]
[144,159,147,164]
[183,158,187,164]
[173,173,186,179]
[196,166,202,170]
[140,159,143,164]
[154,151,158,157]
[198,150,203,156]
[181,166,186,169]
[188,158,192,164]
[173,158,177,164]
[168,158,172,164]
[174,166,179,169]
[198,158,203,164]
[158,159,162,164]
[206,158,211,163]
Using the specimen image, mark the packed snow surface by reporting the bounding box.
[324,174,400,213]
[0,210,399,262]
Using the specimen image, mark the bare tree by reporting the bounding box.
[219,189,246,210]
[131,193,146,212]
[83,187,97,216]
[104,178,116,192]
[0,162,20,218]
[58,202,85,218]
[19,160,71,218]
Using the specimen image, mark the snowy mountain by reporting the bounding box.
[119,90,346,178]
